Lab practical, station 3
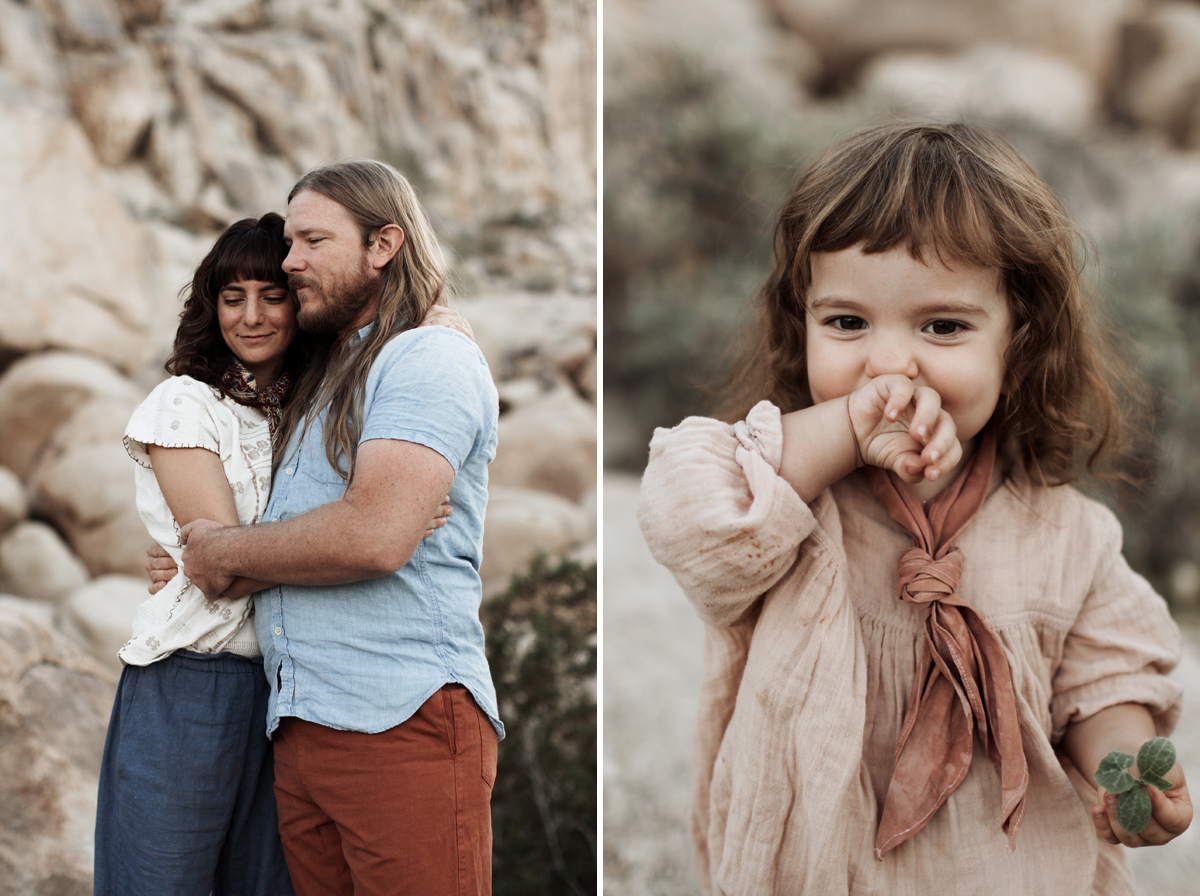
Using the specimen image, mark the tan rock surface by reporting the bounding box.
[0,521,90,604]
[491,383,597,503]
[0,468,28,536]
[766,0,1135,82]
[0,595,115,896]
[0,352,140,478]
[58,574,147,673]
[0,99,156,373]
[481,485,593,598]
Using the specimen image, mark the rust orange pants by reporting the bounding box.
[272,684,498,896]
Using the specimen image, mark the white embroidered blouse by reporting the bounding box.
[119,375,273,664]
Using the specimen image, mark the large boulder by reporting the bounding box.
[59,574,147,673]
[481,486,592,598]
[0,595,115,896]
[1109,2,1200,150]
[0,352,140,478]
[0,468,27,536]
[64,43,172,166]
[766,0,1137,84]
[457,293,596,385]
[490,382,597,503]
[0,97,157,373]
[861,44,1098,135]
[29,442,147,577]
[0,521,90,604]
[0,0,65,102]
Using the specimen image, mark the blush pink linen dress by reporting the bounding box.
[637,401,1183,896]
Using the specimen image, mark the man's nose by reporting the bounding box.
[282,245,302,272]
[865,334,919,379]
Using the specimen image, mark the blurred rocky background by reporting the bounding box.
[604,0,1200,893]
[0,0,596,893]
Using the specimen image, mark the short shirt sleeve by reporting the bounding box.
[123,376,225,469]
[359,327,497,470]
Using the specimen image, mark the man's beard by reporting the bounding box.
[290,265,379,336]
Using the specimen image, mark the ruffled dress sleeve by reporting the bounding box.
[636,400,817,627]
[1050,504,1183,740]
[124,376,226,468]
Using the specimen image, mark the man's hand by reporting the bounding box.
[419,306,474,342]
[179,519,235,598]
[847,374,963,484]
[145,542,179,594]
[1091,762,1192,848]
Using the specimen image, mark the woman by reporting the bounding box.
[94,213,457,894]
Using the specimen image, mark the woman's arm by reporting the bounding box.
[1062,703,1192,847]
[147,445,274,599]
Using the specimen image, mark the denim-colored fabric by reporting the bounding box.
[256,326,503,740]
[94,650,293,896]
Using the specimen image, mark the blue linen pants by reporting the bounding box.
[94,650,293,896]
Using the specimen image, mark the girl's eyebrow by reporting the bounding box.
[808,296,993,317]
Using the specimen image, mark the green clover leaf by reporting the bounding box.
[1094,751,1138,794]
[1137,737,1176,780]
[1116,784,1152,833]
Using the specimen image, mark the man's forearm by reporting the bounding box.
[181,438,456,596]
[194,497,422,588]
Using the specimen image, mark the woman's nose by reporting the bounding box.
[865,335,919,379]
[244,296,264,325]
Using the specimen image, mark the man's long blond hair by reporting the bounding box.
[272,160,447,483]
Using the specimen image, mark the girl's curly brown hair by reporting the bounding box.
[165,213,323,403]
[723,120,1137,486]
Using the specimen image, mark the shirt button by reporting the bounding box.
[274,627,282,635]
[285,467,294,475]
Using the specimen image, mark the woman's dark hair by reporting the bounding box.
[164,213,323,404]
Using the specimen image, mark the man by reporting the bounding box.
[178,160,501,896]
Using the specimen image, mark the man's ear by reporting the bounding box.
[368,224,405,269]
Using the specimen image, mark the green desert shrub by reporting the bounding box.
[484,555,597,896]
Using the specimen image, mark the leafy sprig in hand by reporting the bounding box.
[1091,736,1192,846]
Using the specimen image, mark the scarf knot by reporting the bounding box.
[222,361,290,436]
[896,546,964,606]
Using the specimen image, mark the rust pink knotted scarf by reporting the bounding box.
[865,427,1028,859]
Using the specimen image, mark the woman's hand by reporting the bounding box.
[1091,762,1192,848]
[419,306,474,342]
[847,374,963,484]
[145,542,178,595]
[424,497,452,538]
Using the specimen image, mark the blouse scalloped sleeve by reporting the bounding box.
[1050,506,1183,741]
[636,400,816,627]
[123,376,224,467]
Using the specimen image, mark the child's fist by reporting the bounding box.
[846,375,962,483]
[1091,761,1192,848]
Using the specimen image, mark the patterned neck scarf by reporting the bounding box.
[222,361,291,435]
[864,426,1028,859]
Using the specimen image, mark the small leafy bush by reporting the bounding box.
[484,555,597,896]
[1093,737,1178,833]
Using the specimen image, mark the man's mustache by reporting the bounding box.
[288,274,316,292]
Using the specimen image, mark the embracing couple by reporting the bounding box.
[94,160,501,896]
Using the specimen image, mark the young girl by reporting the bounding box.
[637,121,1191,895]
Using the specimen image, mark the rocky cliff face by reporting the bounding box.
[0,2,595,891]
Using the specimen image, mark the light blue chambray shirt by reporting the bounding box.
[254,325,503,740]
